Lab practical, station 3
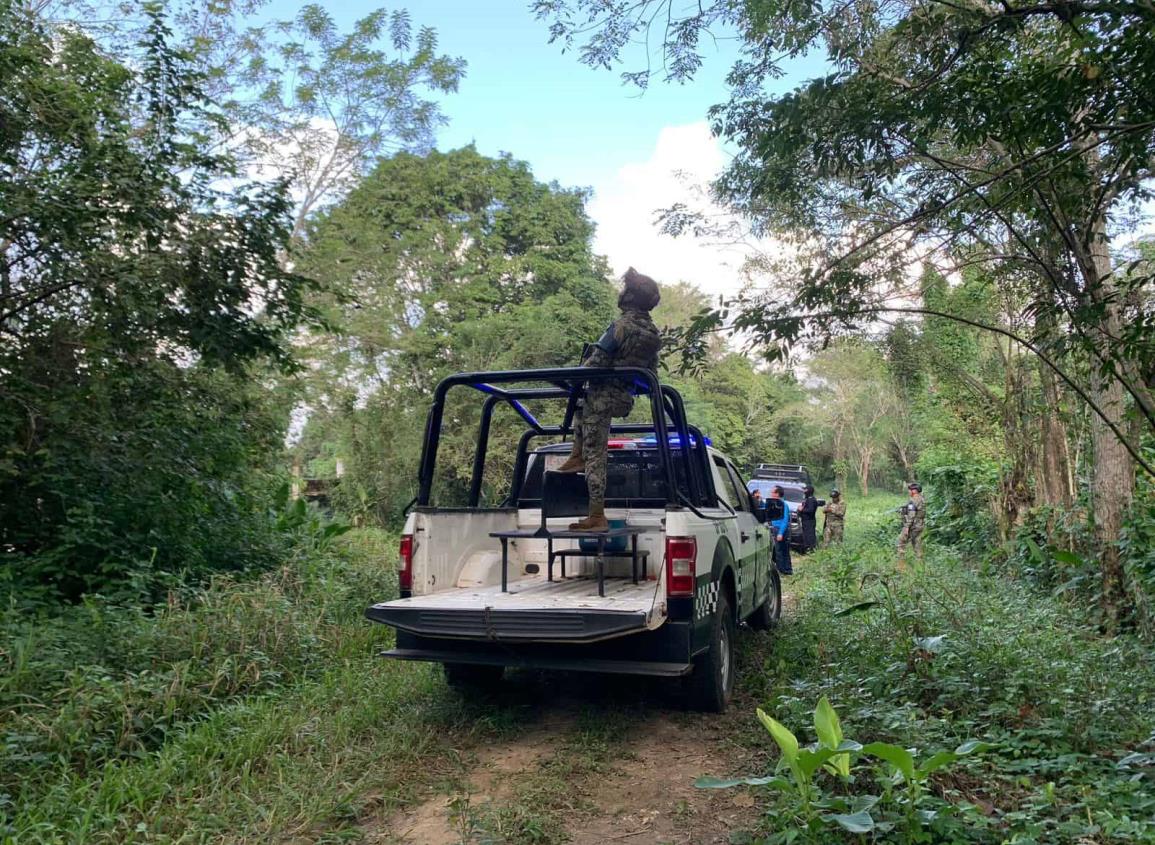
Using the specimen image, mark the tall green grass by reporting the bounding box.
[0,529,511,843]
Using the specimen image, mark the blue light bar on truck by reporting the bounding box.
[636,434,711,447]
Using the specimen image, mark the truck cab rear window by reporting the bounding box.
[520,449,695,507]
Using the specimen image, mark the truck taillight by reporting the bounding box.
[398,534,414,591]
[665,536,696,597]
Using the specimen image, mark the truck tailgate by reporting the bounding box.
[366,576,662,643]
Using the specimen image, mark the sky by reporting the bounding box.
[265,0,824,300]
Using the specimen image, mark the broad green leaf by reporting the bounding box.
[851,795,880,813]
[824,811,875,833]
[813,696,843,749]
[757,709,799,765]
[919,751,957,776]
[916,809,938,824]
[814,699,850,778]
[797,746,841,779]
[862,742,916,782]
[1051,549,1083,567]
[954,740,992,756]
[919,740,990,776]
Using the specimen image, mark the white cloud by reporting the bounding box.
[587,122,772,301]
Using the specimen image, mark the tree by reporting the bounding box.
[536,0,1155,626]
[295,147,617,522]
[1,4,313,599]
[236,4,467,240]
[808,342,898,496]
[41,1,467,241]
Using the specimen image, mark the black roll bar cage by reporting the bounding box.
[415,367,716,511]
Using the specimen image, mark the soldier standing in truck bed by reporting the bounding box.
[557,268,662,532]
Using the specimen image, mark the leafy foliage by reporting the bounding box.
[733,497,1155,843]
[293,147,617,521]
[534,0,1155,624]
[0,3,317,600]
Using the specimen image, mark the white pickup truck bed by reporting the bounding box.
[384,574,661,613]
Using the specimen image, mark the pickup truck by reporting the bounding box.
[365,366,783,712]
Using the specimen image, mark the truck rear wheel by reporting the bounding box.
[443,662,504,692]
[748,570,782,631]
[687,592,736,713]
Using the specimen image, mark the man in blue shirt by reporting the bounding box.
[769,485,793,575]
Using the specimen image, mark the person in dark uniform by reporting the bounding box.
[798,484,819,552]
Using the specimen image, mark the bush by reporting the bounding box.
[916,445,1000,555]
[0,361,292,604]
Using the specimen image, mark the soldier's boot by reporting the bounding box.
[569,503,608,532]
[554,453,586,474]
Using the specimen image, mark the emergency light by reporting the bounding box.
[635,434,711,447]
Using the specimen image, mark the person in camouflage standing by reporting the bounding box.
[897,482,926,567]
[822,489,846,545]
[556,268,662,532]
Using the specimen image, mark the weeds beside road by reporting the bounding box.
[730,494,1155,843]
[3,495,1154,843]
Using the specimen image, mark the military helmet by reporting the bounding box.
[908,482,923,493]
[830,489,840,498]
[621,267,661,311]
[804,485,814,495]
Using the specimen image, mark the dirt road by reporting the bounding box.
[364,668,768,845]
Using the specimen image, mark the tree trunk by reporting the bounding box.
[1037,356,1073,510]
[858,449,871,497]
[1082,219,1136,631]
[994,345,1034,540]
[833,424,848,492]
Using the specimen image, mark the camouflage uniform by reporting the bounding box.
[897,493,926,561]
[574,309,661,510]
[822,499,847,545]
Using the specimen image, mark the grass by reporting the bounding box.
[730,491,1155,843]
[5,491,1154,843]
[0,529,525,844]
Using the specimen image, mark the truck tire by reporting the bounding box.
[443,663,503,692]
[687,592,736,713]
[748,570,782,631]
